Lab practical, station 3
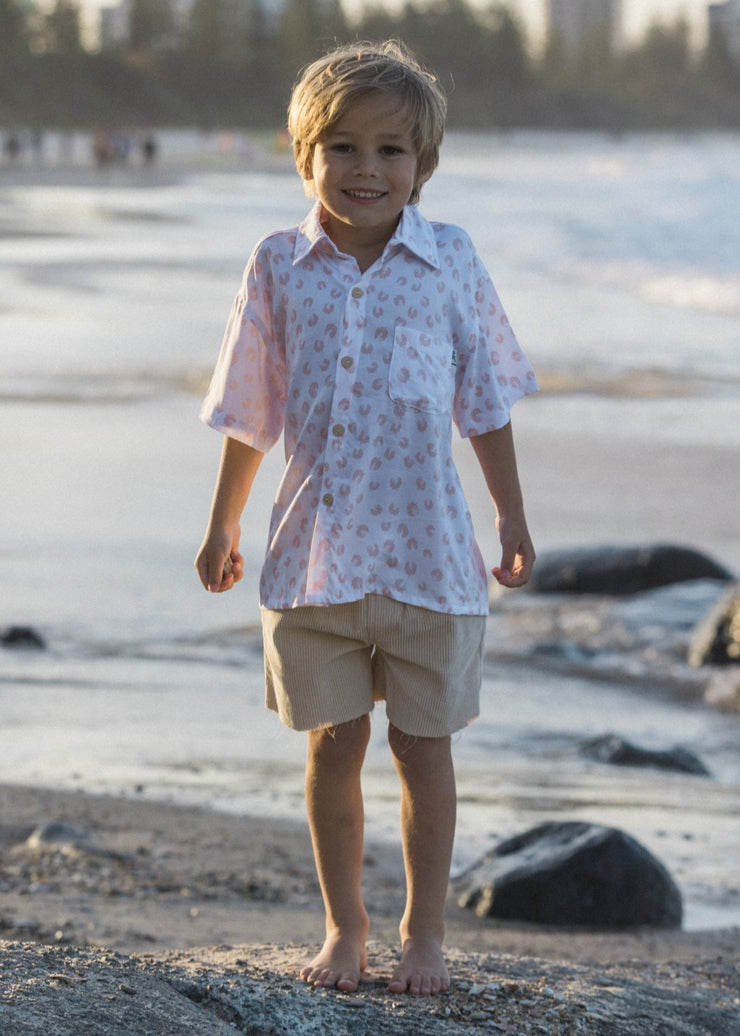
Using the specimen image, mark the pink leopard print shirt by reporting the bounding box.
[201,203,537,614]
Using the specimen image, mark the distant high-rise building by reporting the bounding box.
[99,0,131,49]
[98,0,342,52]
[548,0,623,56]
[709,0,740,57]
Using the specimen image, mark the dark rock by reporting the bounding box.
[454,821,682,928]
[25,821,97,850]
[527,545,732,596]
[688,581,740,666]
[1,625,45,649]
[20,820,130,862]
[580,734,710,776]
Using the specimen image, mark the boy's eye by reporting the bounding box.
[329,142,353,153]
[380,145,404,156]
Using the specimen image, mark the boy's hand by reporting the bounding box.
[195,530,244,593]
[195,439,263,592]
[492,515,535,588]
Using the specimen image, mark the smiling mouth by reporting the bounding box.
[344,189,386,200]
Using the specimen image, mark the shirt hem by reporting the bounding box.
[258,588,490,617]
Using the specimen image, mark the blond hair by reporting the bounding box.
[287,40,447,205]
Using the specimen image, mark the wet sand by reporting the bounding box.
[1,784,738,1035]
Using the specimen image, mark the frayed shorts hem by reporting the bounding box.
[261,594,485,738]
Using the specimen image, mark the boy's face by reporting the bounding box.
[308,92,429,261]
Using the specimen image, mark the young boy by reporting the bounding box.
[195,40,537,996]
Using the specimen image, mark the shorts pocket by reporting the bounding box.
[388,327,454,414]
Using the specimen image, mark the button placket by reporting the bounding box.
[319,279,364,516]
[341,279,365,373]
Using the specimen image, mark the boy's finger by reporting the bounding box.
[492,565,515,586]
[230,553,245,583]
[195,555,212,591]
[493,546,534,587]
[207,554,230,592]
[497,546,517,581]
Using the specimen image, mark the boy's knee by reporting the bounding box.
[387,723,416,758]
[308,715,371,761]
[387,723,450,761]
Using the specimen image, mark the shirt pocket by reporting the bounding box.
[387,327,455,414]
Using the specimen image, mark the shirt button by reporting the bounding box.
[322,493,334,507]
[351,286,363,299]
[341,356,353,370]
[332,424,345,437]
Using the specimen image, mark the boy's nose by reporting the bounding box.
[353,152,379,176]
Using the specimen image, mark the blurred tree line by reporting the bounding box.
[1,0,738,130]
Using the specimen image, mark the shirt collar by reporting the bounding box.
[293,202,441,270]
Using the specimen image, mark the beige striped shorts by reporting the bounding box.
[261,593,486,737]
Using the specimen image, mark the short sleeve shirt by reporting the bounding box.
[200,203,537,615]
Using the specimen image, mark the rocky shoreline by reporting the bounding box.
[3,937,739,1036]
[1,784,738,1035]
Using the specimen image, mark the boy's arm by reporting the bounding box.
[469,421,535,589]
[195,436,264,593]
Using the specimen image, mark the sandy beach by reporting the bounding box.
[1,784,738,1035]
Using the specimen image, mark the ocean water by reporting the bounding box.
[1,130,739,929]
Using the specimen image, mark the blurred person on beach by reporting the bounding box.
[196,40,537,996]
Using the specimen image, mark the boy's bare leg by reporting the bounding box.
[300,715,371,992]
[387,724,456,995]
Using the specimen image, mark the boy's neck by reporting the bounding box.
[346,239,387,273]
[320,208,401,273]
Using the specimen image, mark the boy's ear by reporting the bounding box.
[302,144,316,183]
[297,149,316,197]
[416,164,434,190]
[293,144,313,184]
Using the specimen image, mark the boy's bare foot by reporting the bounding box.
[300,931,368,992]
[388,935,451,995]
